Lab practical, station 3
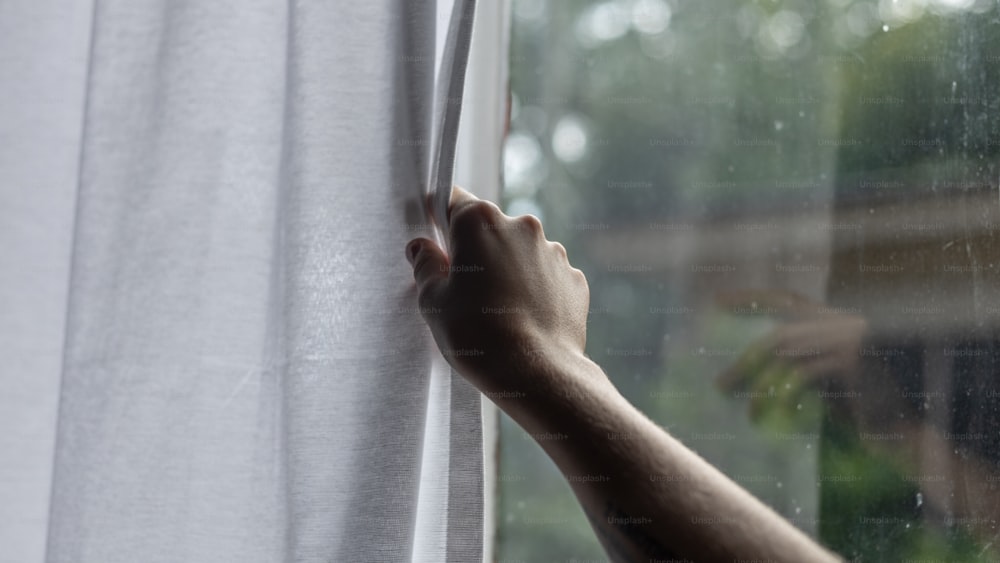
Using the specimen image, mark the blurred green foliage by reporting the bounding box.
[498,1,1000,561]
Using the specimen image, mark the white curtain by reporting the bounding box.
[0,1,484,561]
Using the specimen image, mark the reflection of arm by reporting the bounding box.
[712,290,1000,541]
[517,349,842,563]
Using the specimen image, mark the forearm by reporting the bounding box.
[405,188,839,560]
[505,349,842,563]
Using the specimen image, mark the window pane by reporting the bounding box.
[499,0,1000,560]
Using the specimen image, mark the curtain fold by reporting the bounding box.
[0,1,482,561]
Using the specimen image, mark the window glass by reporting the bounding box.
[498,1,1000,561]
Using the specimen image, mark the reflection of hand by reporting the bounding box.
[715,289,868,419]
[404,186,597,399]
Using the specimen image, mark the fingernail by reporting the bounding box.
[406,241,421,264]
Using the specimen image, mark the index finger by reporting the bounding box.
[428,185,478,243]
[446,185,481,224]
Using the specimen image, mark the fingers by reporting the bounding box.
[516,213,544,236]
[405,237,449,309]
[550,241,568,260]
[716,323,816,392]
[446,185,503,241]
[447,185,545,244]
[440,184,575,272]
[447,185,483,224]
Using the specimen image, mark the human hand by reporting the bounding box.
[715,289,868,421]
[405,187,594,398]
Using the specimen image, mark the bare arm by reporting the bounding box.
[405,186,841,562]
[499,348,838,562]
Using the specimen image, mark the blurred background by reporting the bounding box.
[495,0,1000,561]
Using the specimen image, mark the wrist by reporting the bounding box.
[504,344,624,437]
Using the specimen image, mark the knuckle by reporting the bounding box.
[550,241,568,258]
[574,268,589,293]
[516,214,544,234]
[451,201,500,234]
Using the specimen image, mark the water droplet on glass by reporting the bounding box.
[916,492,923,507]
[774,120,784,131]
[882,24,889,31]
[797,403,803,410]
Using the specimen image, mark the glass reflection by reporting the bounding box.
[500,0,1000,560]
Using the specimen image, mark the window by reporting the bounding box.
[497,0,1000,560]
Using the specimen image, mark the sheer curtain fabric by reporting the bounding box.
[0,0,482,561]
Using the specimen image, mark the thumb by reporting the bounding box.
[405,237,449,309]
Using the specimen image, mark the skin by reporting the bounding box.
[405,186,842,563]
